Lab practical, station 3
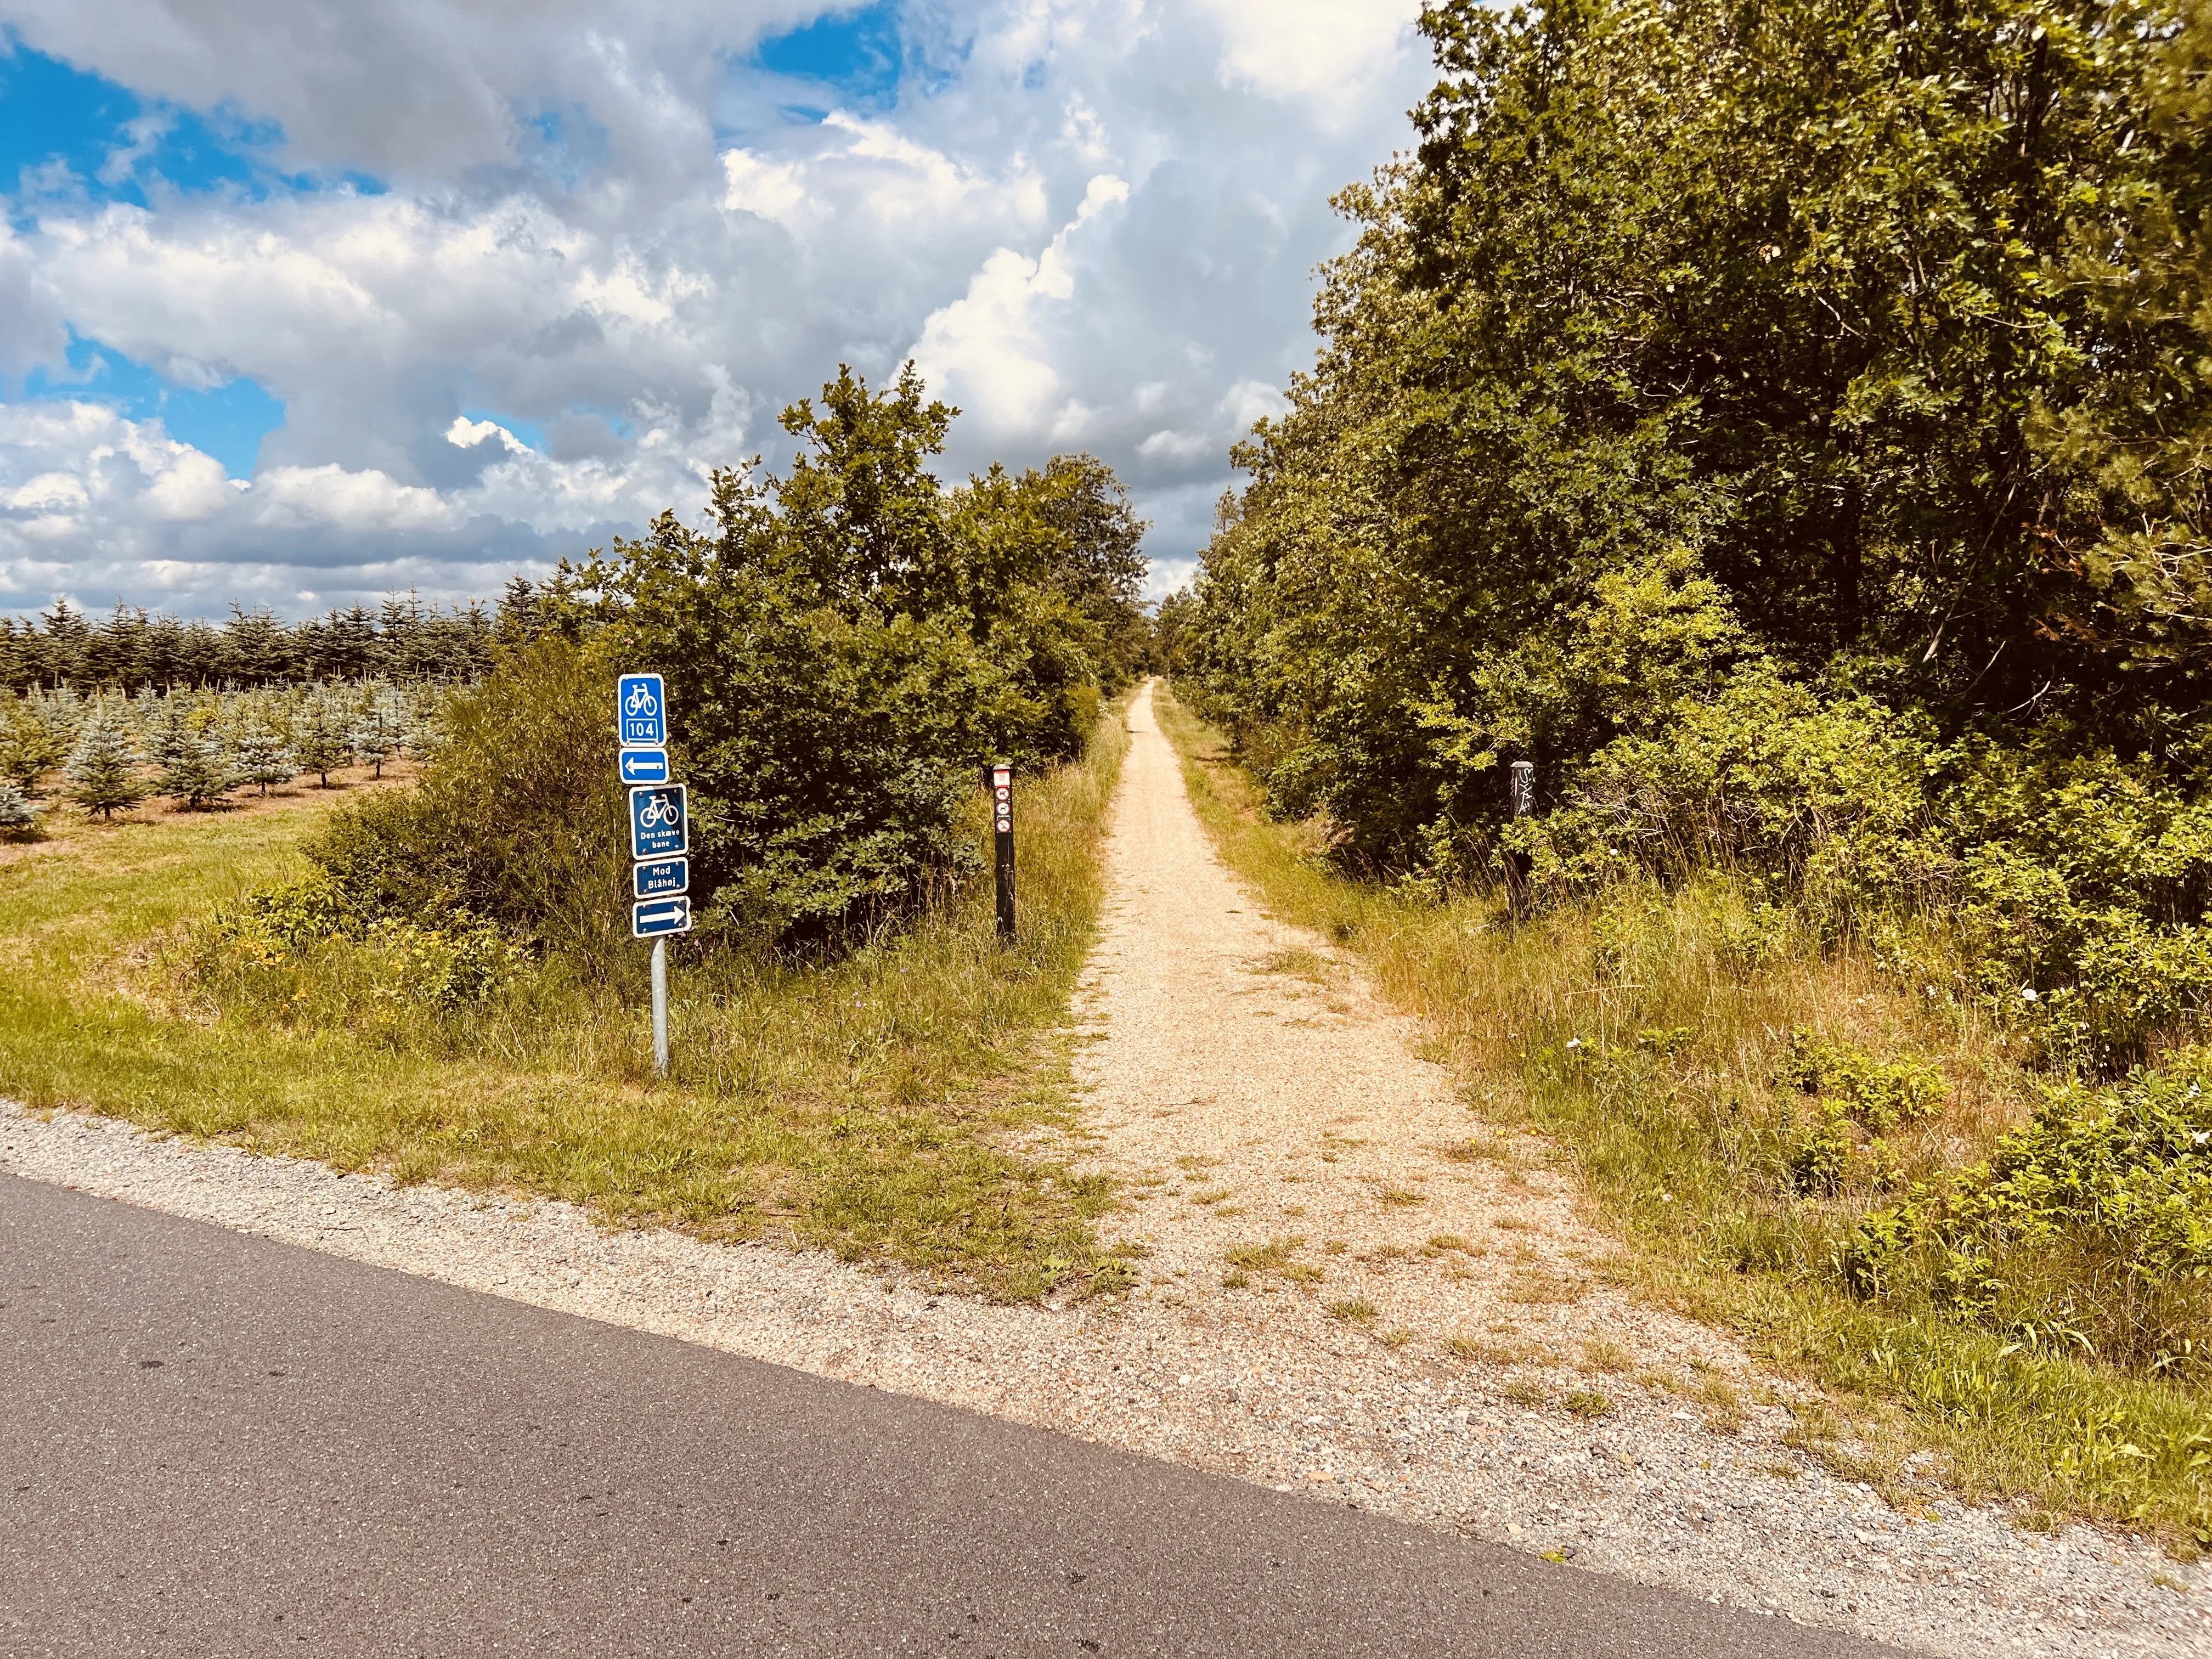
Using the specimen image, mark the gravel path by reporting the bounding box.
[4,679,2206,1657]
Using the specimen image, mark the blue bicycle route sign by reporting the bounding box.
[632,895,692,938]
[619,747,669,785]
[617,674,666,748]
[629,784,687,859]
[633,856,689,899]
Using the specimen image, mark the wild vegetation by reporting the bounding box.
[1167,0,2212,1547]
[0,364,1152,1301]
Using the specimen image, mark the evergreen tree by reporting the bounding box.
[61,705,150,820]
[399,687,443,764]
[143,695,198,771]
[233,723,296,795]
[351,689,404,777]
[223,605,294,686]
[0,698,66,791]
[0,779,39,834]
[157,730,236,810]
[295,693,353,786]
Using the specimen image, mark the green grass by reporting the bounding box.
[0,707,1133,1302]
[1154,681,2212,1554]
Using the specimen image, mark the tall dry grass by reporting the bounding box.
[1155,681,2212,1553]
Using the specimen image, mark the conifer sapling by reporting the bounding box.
[159,731,235,810]
[295,694,353,786]
[61,706,151,820]
[0,780,40,834]
[233,724,297,796]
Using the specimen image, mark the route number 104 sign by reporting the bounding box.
[618,673,666,748]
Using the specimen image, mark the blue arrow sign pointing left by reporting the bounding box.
[620,747,669,784]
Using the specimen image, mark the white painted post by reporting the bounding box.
[651,936,669,1077]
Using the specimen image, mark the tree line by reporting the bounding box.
[1171,0,2212,1066]
[1,592,501,691]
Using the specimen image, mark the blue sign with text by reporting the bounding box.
[633,856,689,899]
[617,674,666,748]
[631,896,692,938]
[628,785,687,859]
[619,747,669,785]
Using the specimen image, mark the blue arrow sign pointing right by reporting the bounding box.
[631,896,692,938]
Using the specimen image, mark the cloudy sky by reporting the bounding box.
[0,0,1432,620]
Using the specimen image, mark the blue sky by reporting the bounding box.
[0,0,1425,618]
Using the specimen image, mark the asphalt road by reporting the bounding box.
[0,1173,1893,1657]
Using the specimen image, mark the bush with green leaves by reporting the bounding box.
[303,634,629,967]
[195,869,526,1022]
[1846,1050,2212,1378]
[580,365,1145,936]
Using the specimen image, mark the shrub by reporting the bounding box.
[1845,1049,2212,1377]
[304,635,628,967]
[1776,1030,1945,1134]
[587,365,1142,938]
[193,872,525,1021]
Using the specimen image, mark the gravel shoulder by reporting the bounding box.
[4,680,2205,1657]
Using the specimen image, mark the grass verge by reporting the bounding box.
[0,707,1132,1302]
[1153,681,2212,1554]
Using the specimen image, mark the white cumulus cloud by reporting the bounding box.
[0,0,1432,614]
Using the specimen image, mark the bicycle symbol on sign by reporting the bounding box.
[638,793,680,830]
[624,682,659,719]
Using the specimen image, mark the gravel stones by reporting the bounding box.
[4,681,2207,1656]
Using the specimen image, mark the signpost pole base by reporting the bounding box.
[651,937,669,1077]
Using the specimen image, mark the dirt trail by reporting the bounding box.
[4,679,2203,1656]
[1071,681,1723,1364]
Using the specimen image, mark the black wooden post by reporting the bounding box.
[1508,759,1535,915]
[989,761,1015,942]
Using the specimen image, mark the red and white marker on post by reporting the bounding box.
[990,762,1015,943]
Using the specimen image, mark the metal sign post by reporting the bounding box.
[617,674,689,1076]
[989,761,1015,943]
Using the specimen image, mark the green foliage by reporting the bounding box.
[1847,1051,2212,1379]
[305,634,629,967]
[1172,0,2212,1034]
[294,693,353,785]
[2028,7,2212,673]
[1778,1031,1946,1135]
[0,780,39,834]
[0,591,493,692]
[232,723,296,795]
[156,730,236,810]
[61,703,149,820]
[1,695,70,791]
[580,364,1145,936]
[197,873,524,1017]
